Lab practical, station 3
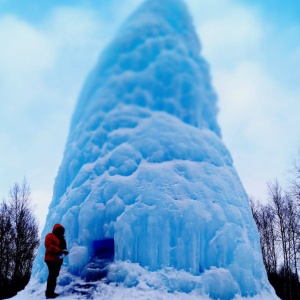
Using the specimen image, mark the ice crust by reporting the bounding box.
[32,0,276,298]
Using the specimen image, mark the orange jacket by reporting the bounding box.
[44,224,65,263]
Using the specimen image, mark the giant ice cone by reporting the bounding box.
[32,0,276,298]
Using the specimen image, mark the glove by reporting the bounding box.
[62,249,69,255]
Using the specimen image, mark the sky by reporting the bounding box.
[0,0,299,230]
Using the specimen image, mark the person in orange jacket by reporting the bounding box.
[44,224,69,299]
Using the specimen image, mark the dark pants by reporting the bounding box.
[45,261,62,295]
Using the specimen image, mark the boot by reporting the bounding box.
[45,291,59,299]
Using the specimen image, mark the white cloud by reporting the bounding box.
[215,62,298,199]
[0,16,53,72]
[31,188,53,231]
[0,11,101,118]
[0,16,54,113]
[199,8,263,66]
[186,0,300,201]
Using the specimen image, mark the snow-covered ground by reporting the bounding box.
[13,271,277,300]
[14,283,277,300]
[12,262,278,300]
[14,279,211,300]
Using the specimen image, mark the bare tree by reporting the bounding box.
[250,197,277,274]
[290,151,300,204]
[0,201,13,290]
[266,179,300,300]
[0,179,40,299]
[250,148,300,300]
[268,180,291,299]
[285,193,300,299]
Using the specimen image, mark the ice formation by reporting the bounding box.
[32,0,276,298]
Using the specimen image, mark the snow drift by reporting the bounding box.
[31,0,277,299]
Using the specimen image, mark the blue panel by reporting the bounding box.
[93,239,115,259]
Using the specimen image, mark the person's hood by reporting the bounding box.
[52,223,65,233]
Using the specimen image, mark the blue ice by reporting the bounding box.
[32,0,276,299]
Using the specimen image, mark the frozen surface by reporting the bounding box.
[12,268,277,300]
[31,0,277,299]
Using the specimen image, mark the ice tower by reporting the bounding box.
[32,0,276,298]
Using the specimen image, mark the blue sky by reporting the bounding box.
[0,0,299,229]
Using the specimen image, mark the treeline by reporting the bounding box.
[250,159,300,300]
[0,180,39,299]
